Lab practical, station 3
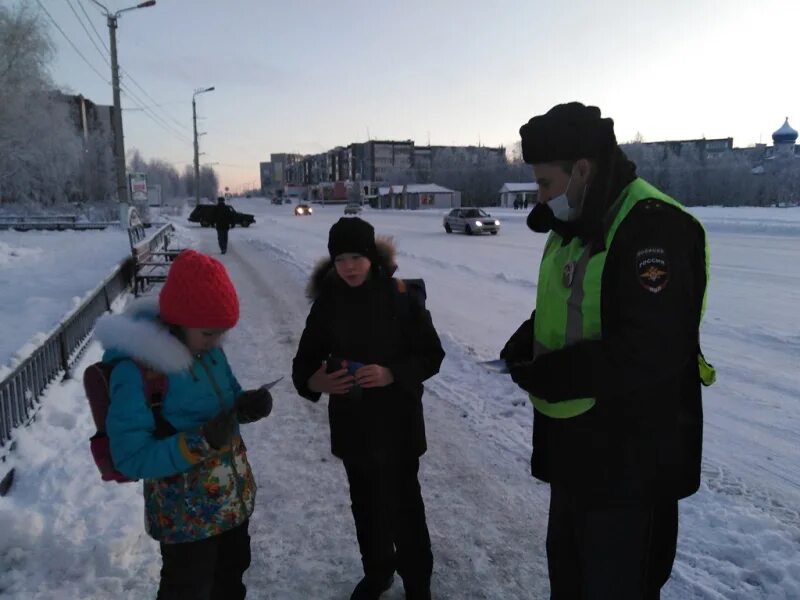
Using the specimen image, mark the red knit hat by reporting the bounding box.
[159,250,239,329]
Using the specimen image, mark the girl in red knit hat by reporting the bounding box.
[95,249,271,599]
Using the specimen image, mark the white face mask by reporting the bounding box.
[547,170,586,222]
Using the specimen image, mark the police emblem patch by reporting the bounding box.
[636,247,669,293]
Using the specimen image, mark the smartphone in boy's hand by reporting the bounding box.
[325,356,345,374]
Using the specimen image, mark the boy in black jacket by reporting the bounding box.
[292,217,445,600]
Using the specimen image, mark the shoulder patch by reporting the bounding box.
[636,247,669,293]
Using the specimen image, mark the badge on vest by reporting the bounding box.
[636,247,669,293]
[562,261,576,287]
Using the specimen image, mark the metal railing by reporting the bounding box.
[0,258,134,461]
[0,217,117,231]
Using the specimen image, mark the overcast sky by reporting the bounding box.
[28,0,800,190]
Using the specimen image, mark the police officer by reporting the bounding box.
[502,102,714,599]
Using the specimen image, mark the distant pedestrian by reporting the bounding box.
[214,196,234,254]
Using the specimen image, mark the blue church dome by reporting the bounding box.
[773,118,798,145]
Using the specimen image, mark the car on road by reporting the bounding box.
[188,204,255,228]
[294,203,313,216]
[344,202,362,215]
[443,208,500,235]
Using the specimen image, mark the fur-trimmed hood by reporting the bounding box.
[93,296,194,374]
[306,235,397,300]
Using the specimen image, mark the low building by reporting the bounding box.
[377,183,460,209]
[498,182,538,208]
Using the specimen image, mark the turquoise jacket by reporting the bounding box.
[95,297,256,543]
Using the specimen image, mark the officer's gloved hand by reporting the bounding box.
[500,320,534,367]
[236,388,273,424]
[202,410,237,450]
[509,360,539,394]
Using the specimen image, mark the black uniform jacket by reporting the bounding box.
[504,199,708,503]
[292,245,445,462]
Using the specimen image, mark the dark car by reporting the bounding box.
[188,204,255,228]
[294,203,313,216]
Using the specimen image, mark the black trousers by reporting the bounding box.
[343,458,433,595]
[156,520,251,600]
[546,485,678,600]
[216,228,229,253]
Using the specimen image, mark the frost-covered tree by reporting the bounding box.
[0,5,84,206]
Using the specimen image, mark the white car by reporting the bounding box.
[443,208,500,235]
[344,202,362,215]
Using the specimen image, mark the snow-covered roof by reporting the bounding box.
[378,184,456,195]
[499,182,538,193]
[377,185,404,195]
[404,183,456,194]
[773,118,798,144]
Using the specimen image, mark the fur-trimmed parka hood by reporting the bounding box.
[93,296,194,373]
[306,235,397,300]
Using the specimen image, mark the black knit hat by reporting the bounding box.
[519,102,617,164]
[328,217,377,261]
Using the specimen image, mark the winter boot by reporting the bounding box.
[402,576,432,600]
[350,574,394,600]
[403,584,432,600]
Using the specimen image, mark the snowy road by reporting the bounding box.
[1,202,799,599]
[211,231,550,599]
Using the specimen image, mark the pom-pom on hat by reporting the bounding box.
[328,217,377,261]
[519,102,617,164]
[159,250,239,329]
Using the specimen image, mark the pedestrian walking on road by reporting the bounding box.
[214,196,234,254]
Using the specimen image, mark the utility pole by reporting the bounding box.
[193,86,215,207]
[108,17,126,211]
[90,1,156,226]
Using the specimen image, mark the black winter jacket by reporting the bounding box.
[505,198,707,504]
[214,204,234,230]
[292,242,445,462]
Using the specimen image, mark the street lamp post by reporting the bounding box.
[90,0,156,226]
[193,87,215,207]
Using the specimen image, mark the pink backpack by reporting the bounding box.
[84,359,172,483]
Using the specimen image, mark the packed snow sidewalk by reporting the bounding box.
[1,203,799,598]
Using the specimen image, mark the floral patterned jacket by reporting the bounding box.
[95,297,256,543]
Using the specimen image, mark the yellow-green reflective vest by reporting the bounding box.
[530,178,715,419]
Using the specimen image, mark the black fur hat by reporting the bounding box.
[519,102,617,164]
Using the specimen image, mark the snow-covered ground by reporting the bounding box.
[0,200,798,599]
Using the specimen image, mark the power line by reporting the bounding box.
[120,84,192,144]
[70,0,192,139]
[121,68,192,133]
[36,0,109,85]
[40,1,191,148]
[75,0,109,53]
[217,163,256,170]
[64,0,110,67]
[62,0,191,145]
